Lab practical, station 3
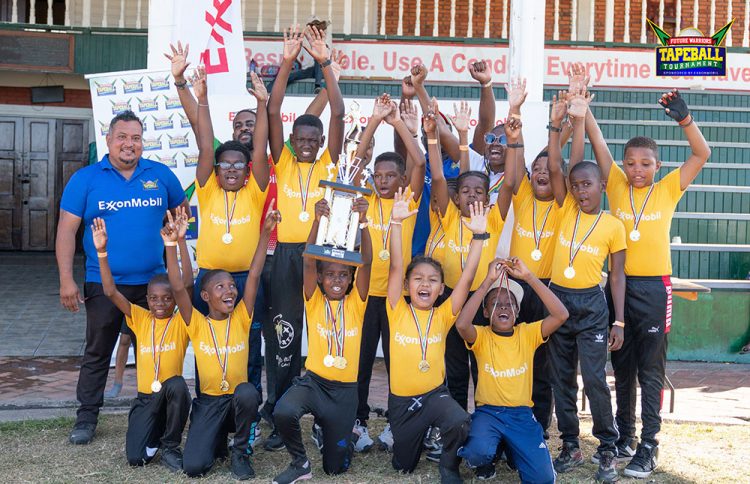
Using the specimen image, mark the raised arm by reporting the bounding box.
[352,197,372,301]
[304,198,329,299]
[385,99,426,200]
[451,101,472,175]
[548,91,569,206]
[455,259,502,344]
[304,25,345,157]
[399,99,421,185]
[496,117,521,220]
[353,94,391,185]
[172,205,195,293]
[163,211,194,325]
[469,61,495,153]
[658,89,711,190]
[165,42,197,131]
[450,202,489,314]
[424,105,449,215]
[394,76,417,161]
[248,72,271,190]
[566,85,593,175]
[387,188,419,308]
[191,66,217,187]
[243,201,278,310]
[268,25,304,163]
[56,210,83,312]
[91,218,131,316]
[584,108,615,181]
[304,50,345,117]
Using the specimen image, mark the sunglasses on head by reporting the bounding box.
[484,133,507,145]
[214,161,247,170]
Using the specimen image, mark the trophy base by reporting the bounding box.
[303,244,363,267]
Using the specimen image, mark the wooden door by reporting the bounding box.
[21,118,56,250]
[0,117,23,249]
[56,118,90,252]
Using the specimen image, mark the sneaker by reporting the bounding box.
[595,450,619,482]
[352,420,374,453]
[616,437,638,462]
[251,423,262,449]
[160,448,183,472]
[378,423,394,452]
[439,465,464,484]
[475,463,496,480]
[104,382,123,398]
[311,423,324,451]
[553,442,584,473]
[264,429,286,452]
[230,451,255,480]
[68,422,96,445]
[273,460,312,484]
[623,442,659,479]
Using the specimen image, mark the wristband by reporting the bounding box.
[679,115,694,128]
[547,124,562,132]
[459,145,469,152]
[391,221,402,226]
[427,139,438,145]
[320,58,332,68]
[97,251,108,258]
[507,143,524,148]
[481,81,492,88]
[472,232,490,240]
[509,113,521,120]
[174,80,187,89]
[198,103,209,107]
[359,221,369,229]
[613,321,625,328]
[164,242,177,247]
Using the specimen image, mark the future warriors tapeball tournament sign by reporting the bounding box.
[648,18,734,77]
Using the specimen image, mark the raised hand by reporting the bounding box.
[352,196,369,223]
[303,24,330,64]
[505,77,528,110]
[248,72,268,103]
[190,65,207,100]
[469,60,491,85]
[567,85,594,118]
[401,75,416,99]
[400,98,420,136]
[658,88,690,123]
[550,90,568,123]
[500,257,531,281]
[372,93,394,122]
[314,198,330,221]
[161,210,179,244]
[504,116,523,143]
[174,205,189,240]
[330,48,345,81]
[450,100,472,133]
[410,64,428,87]
[391,187,418,222]
[263,199,281,232]
[383,100,401,125]
[567,62,590,92]
[487,258,504,282]
[91,217,108,252]
[422,110,437,136]
[283,24,304,62]
[463,201,489,234]
[164,42,190,80]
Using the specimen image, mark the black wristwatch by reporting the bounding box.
[472,233,490,241]
[320,58,332,68]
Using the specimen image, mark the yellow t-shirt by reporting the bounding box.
[607,164,684,276]
[387,297,457,397]
[125,304,189,394]
[196,174,267,272]
[275,145,334,243]
[425,209,446,263]
[550,194,627,289]
[185,301,252,396]
[509,176,560,279]
[468,322,544,407]
[366,193,420,297]
[304,287,368,382]
[440,202,504,291]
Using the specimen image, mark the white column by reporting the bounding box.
[605,0,614,41]
[293,0,298,27]
[744,0,749,47]
[727,0,733,46]
[509,0,545,102]
[136,0,142,28]
[363,0,370,34]
[102,0,108,27]
[659,0,664,27]
[414,0,421,35]
[397,0,404,35]
[589,0,595,41]
[82,0,91,27]
[273,0,280,32]
[675,0,681,34]
[710,0,715,34]
[65,0,71,26]
[553,0,560,40]
[11,0,18,23]
[380,0,386,35]
[147,0,177,70]
[29,0,36,23]
[502,0,508,38]
[484,0,490,37]
[467,0,473,37]
[256,0,263,31]
[47,0,53,25]
[570,0,577,41]
[343,0,352,34]
[432,0,438,36]
[623,0,631,42]
[450,0,456,37]
[118,0,125,28]
[693,0,699,28]
[640,0,647,43]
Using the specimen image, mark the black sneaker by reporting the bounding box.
[553,442,584,473]
[439,466,463,484]
[264,429,286,452]
[475,463,496,480]
[68,422,96,445]
[624,442,658,479]
[160,447,183,472]
[273,460,312,484]
[595,450,619,482]
[616,437,638,462]
[230,451,255,480]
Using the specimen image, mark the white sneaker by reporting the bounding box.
[378,423,394,452]
[353,420,374,453]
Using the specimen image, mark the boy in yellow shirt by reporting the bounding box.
[386,189,486,483]
[272,196,371,484]
[585,87,710,478]
[165,205,279,479]
[92,209,193,471]
[455,257,568,483]
[547,87,627,483]
[263,25,346,449]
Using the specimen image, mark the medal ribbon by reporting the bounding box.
[629,184,655,232]
[151,313,176,383]
[297,159,318,215]
[532,199,554,251]
[378,198,392,253]
[488,173,505,195]
[206,315,231,385]
[458,217,467,270]
[324,297,346,357]
[568,210,603,268]
[223,190,238,237]
[427,224,446,257]
[408,304,434,362]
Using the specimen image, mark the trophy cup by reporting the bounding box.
[303,101,373,266]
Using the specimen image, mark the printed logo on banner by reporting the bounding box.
[110,99,132,115]
[156,153,178,168]
[137,97,160,112]
[94,81,117,96]
[152,114,175,130]
[182,152,199,167]
[99,121,110,136]
[648,18,734,76]
[179,113,192,128]
[148,75,171,91]
[143,136,163,151]
[168,133,190,149]
[122,77,144,94]
[164,95,182,109]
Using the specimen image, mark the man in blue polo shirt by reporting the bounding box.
[57,110,185,445]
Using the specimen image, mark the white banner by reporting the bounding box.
[245,38,750,90]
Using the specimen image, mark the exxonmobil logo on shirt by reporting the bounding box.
[394,331,442,346]
[199,341,246,355]
[97,197,163,211]
[484,362,528,379]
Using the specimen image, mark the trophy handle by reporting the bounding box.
[316,186,333,245]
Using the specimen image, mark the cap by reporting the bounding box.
[488,277,524,307]
[307,16,331,28]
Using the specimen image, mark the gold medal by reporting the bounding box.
[299,211,310,222]
[418,359,430,372]
[564,266,576,279]
[151,380,162,393]
[531,249,543,261]
[333,356,347,369]
[323,354,335,367]
[222,232,233,244]
[220,380,230,392]
[379,249,390,261]
[629,230,641,242]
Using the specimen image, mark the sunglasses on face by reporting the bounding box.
[484,133,507,145]
[214,161,247,170]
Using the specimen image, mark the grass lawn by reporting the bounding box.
[0,414,745,483]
